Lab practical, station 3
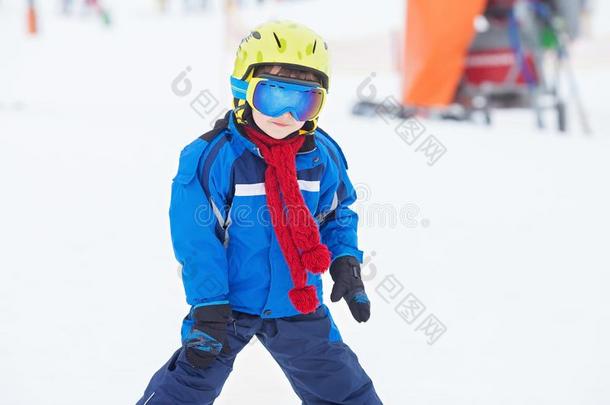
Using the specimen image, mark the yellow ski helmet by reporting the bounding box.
[230,20,331,134]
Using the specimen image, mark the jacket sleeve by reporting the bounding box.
[169,138,230,306]
[316,136,364,265]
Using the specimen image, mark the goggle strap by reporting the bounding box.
[230,76,248,100]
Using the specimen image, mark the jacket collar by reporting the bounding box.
[228,110,317,157]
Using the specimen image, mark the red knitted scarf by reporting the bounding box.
[243,124,331,314]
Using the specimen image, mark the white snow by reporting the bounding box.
[1,0,609,404]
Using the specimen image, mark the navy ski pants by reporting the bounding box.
[136,304,382,405]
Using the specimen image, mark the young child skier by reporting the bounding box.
[137,20,383,405]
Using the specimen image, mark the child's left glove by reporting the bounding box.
[181,302,233,369]
[329,256,371,323]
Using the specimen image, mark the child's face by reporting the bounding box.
[251,108,306,139]
[249,65,321,139]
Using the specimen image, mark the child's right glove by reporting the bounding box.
[329,256,371,323]
[181,302,233,369]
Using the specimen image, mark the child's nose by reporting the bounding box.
[281,112,295,121]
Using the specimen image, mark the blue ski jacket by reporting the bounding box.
[170,110,363,318]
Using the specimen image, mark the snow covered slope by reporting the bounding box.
[1,1,609,404]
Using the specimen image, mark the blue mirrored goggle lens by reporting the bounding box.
[252,80,324,121]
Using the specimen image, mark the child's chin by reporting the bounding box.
[265,126,295,139]
[269,132,290,139]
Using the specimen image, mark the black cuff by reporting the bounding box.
[192,303,232,324]
[329,256,361,282]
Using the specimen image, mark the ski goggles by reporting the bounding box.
[231,74,326,121]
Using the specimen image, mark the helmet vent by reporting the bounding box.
[272,32,282,49]
[312,40,317,54]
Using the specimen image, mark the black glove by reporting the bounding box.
[329,256,371,323]
[181,302,233,369]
